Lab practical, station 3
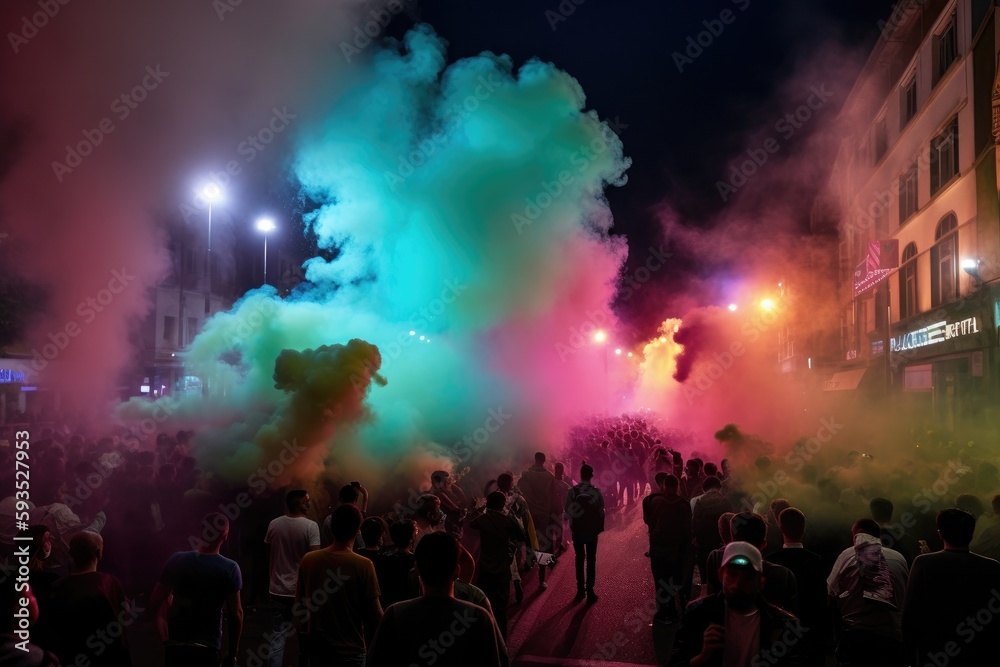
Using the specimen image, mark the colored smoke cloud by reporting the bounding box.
[121,25,631,490]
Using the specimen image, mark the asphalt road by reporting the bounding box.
[507,502,676,666]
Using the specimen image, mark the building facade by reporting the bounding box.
[826,0,1000,427]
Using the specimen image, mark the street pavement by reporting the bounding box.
[507,502,677,666]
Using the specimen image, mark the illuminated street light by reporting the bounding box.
[256,217,276,286]
[409,330,416,336]
[761,298,776,311]
[962,258,982,287]
[728,303,738,312]
[627,352,633,358]
[659,336,666,343]
[615,348,622,355]
[197,182,224,312]
[593,330,610,414]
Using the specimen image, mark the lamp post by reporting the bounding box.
[256,218,276,285]
[197,183,222,398]
[594,330,609,414]
[199,183,223,317]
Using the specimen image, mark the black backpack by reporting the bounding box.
[569,486,604,537]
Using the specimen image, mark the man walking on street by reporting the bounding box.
[519,452,561,590]
[264,489,320,667]
[148,513,243,667]
[565,462,604,603]
[296,504,382,665]
[470,491,526,638]
[643,473,691,622]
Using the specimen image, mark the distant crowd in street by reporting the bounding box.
[2,414,1000,666]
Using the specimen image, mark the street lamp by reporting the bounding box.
[962,258,982,288]
[256,217,276,285]
[592,330,611,414]
[760,298,776,311]
[198,183,223,316]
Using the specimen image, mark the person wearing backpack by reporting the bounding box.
[565,462,605,603]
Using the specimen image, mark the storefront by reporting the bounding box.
[0,358,57,423]
[878,294,998,429]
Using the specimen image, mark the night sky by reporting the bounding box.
[0,0,896,350]
[377,0,895,336]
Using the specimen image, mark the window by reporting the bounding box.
[186,317,198,345]
[931,213,958,306]
[899,163,918,223]
[930,117,959,194]
[873,116,888,163]
[163,316,176,345]
[900,243,918,319]
[934,13,957,86]
[901,76,917,126]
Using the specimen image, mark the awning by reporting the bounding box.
[823,368,866,391]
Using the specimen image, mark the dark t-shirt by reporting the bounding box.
[375,551,416,608]
[160,551,242,649]
[367,597,507,667]
[37,571,132,667]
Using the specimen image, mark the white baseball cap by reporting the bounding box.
[722,541,763,573]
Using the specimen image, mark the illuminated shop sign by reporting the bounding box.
[0,369,27,383]
[890,317,980,353]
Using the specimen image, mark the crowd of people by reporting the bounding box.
[1,417,1000,666]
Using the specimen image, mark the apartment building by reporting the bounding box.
[825,0,1000,427]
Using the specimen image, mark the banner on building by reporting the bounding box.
[853,240,899,297]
